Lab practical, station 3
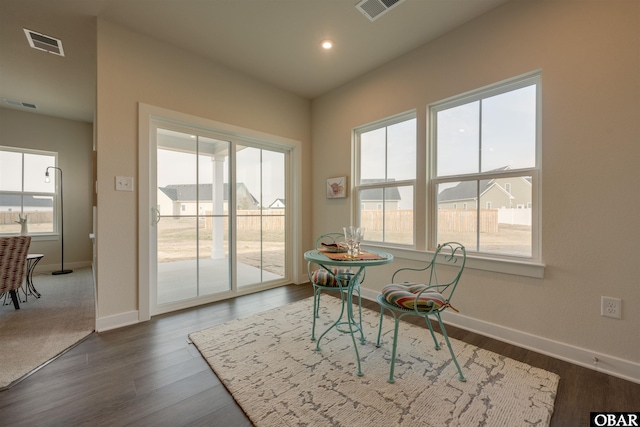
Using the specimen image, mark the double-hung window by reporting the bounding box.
[0,146,57,236]
[354,112,416,246]
[429,72,541,260]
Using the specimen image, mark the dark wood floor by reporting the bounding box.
[1,284,638,426]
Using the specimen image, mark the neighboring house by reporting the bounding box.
[359,179,402,210]
[157,183,259,216]
[269,198,285,209]
[437,167,532,210]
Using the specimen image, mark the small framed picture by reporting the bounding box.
[326,176,347,199]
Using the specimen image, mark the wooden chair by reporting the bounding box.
[0,236,32,310]
[376,242,466,383]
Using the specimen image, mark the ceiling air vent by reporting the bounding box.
[3,98,38,109]
[23,28,65,56]
[355,0,406,22]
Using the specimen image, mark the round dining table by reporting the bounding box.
[304,248,393,376]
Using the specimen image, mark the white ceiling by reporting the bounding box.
[0,0,509,123]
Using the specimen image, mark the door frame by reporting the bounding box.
[138,103,303,321]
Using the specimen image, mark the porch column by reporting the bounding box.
[211,154,226,259]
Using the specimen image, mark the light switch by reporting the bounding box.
[115,176,134,192]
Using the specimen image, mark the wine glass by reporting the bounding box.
[343,226,355,257]
[354,227,365,256]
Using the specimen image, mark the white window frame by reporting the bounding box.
[0,146,58,239]
[428,71,542,267]
[353,110,417,248]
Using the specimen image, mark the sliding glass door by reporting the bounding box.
[150,124,288,315]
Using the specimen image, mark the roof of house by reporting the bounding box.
[269,198,285,208]
[158,183,258,205]
[437,179,493,202]
[437,166,532,202]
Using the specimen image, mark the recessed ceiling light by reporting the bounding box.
[321,39,333,50]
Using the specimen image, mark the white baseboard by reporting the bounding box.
[359,288,640,384]
[96,310,139,333]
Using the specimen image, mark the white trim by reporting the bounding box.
[363,244,545,278]
[359,288,639,384]
[96,310,139,333]
[428,71,542,262]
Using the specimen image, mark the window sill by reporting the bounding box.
[363,244,545,279]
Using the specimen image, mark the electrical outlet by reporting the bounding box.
[601,296,621,319]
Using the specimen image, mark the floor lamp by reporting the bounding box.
[45,166,73,275]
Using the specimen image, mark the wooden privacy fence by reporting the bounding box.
[360,210,414,232]
[0,212,52,225]
[200,209,498,233]
[436,209,498,233]
[361,209,498,233]
[204,210,285,231]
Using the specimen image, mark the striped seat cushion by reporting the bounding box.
[311,267,353,287]
[382,283,446,311]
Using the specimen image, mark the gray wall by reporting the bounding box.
[0,107,94,271]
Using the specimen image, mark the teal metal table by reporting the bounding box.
[304,249,393,376]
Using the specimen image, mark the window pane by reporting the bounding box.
[0,150,22,191]
[437,101,479,177]
[436,181,478,250]
[481,85,536,171]
[360,128,386,181]
[387,118,416,181]
[479,176,532,257]
[360,185,413,245]
[157,140,197,218]
[436,177,532,256]
[0,194,22,234]
[25,153,56,192]
[157,216,198,304]
[262,212,285,278]
[384,186,413,244]
[261,150,284,212]
[199,216,230,295]
[236,146,261,211]
[24,195,54,233]
[360,188,383,242]
[261,150,285,279]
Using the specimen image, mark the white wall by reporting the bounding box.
[0,108,94,271]
[311,0,640,380]
[95,20,312,320]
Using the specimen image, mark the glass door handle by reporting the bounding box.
[151,207,161,226]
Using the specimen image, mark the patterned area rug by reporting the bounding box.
[189,296,559,427]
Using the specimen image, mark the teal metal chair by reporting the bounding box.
[376,242,466,383]
[307,232,365,343]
